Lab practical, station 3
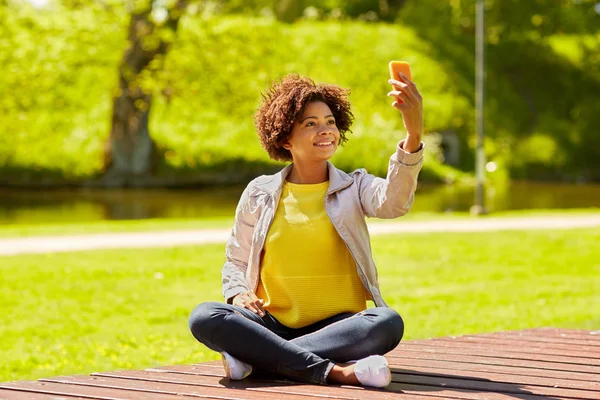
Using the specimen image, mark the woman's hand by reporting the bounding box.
[388,72,423,153]
[233,291,266,317]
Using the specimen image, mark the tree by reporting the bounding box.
[442,0,598,39]
[104,0,188,186]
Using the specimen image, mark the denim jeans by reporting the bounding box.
[188,302,404,385]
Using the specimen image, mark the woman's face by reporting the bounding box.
[284,101,340,163]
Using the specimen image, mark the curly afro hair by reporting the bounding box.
[254,74,354,162]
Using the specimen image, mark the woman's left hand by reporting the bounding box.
[388,73,423,141]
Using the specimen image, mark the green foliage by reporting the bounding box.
[399,1,600,180]
[445,0,599,39]
[153,16,477,179]
[1,1,599,183]
[0,1,124,178]
[0,4,462,182]
[204,0,405,22]
[1,227,599,381]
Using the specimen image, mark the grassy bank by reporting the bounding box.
[1,227,598,381]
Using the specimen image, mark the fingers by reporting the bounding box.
[249,293,266,316]
[237,297,262,315]
[245,300,262,315]
[389,73,422,100]
[394,72,419,91]
[387,89,414,106]
[388,82,416,104]
[392,100,409,111]
[233,292,266,317]
[388,72,422,110]
[399,72,422,101]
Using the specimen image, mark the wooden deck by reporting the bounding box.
[1,328,599,399]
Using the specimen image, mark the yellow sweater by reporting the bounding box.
[255,180,367,329]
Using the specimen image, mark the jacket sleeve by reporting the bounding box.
[222,184,256,303]
[358,140,424,219]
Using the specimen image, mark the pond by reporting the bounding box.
[0,181,598,225]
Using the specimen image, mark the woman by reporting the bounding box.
[189,73,424,388]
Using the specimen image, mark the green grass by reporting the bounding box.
[1,208,598,238]
[1,227,599,382]
[0,217,234,238]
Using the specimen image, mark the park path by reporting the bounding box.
[1,214,599,256]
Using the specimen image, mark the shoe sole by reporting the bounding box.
[221,354,232,379]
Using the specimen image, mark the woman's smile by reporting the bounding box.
[314,140,334,148]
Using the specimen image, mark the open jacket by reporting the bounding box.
[222,140,424,307]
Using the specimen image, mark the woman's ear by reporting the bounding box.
[282,142,291,150]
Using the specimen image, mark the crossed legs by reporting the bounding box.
[189,302,403,385]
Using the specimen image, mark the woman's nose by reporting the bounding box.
[318,125,331,135]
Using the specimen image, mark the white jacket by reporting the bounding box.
[222,140,424,306]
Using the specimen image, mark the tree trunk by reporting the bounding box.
[275,0,303,23]
[104,0,187,186]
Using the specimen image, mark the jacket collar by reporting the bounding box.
[256,161,353,195]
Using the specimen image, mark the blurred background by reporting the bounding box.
[1,0,599,224]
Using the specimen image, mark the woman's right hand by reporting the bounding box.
[233,291,266,317]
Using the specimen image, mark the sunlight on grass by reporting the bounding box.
[1,227,599,381]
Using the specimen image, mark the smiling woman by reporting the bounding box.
[282,101,342,183]
[254,75,354,166]
[188,73,425,388]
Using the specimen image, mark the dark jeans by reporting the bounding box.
[188,302,404,385]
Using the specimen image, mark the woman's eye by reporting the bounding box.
[306,122,315,127]
[327,120,336,125]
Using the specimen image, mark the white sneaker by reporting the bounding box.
[353,355,392,388]
[221,351,253,380]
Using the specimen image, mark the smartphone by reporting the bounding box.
[389,61,412,104]
[389,60,412,84]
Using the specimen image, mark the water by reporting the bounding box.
[0,182,598,225]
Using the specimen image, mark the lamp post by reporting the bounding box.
[472,0,487,215]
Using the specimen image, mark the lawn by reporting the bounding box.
[1,227,599,382]
[0,216,234,238]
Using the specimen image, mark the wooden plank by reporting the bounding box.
[385,355,600,383]
[41,375,336,400]
[188,355,600,383]
[0,389,91,400]
[388,373,600,399]
[470,332,600,347]
[431,335,600,353]
[385,383,550,400]
[198,360,221,367]
[389,364,600,391]
[191,355,600,382]
[2,328,598,400]
[421,337,600,358]
[385,349,600,375]
[147,365,553,400]
[509,328,600,340]
[149,360,600,394]
[95,369,434,400]
[393,341,600,366]
[463,330,600,345]
[0,381,206,400]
